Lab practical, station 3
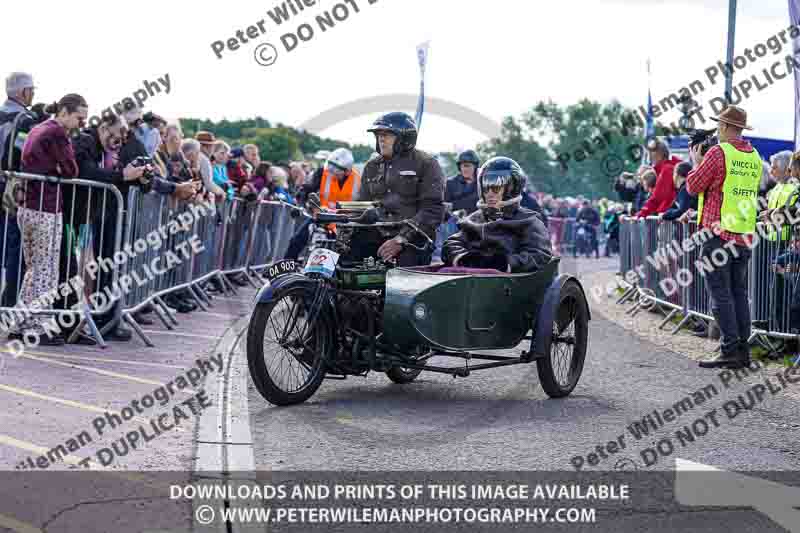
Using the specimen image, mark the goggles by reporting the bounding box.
[480,170,511,193]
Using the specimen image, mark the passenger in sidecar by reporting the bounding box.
[441,157,552,274]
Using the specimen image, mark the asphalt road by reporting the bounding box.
[248,258,800,471]
[0,291,254,472]
[245,257,800,532]
[2,257,799,532]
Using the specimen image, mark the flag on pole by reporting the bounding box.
[790,0,800,149]
[415,41,430,130]
[645,59,655,139]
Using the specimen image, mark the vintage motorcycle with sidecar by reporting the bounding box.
[247,204,591,406]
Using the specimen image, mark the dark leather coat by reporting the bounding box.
[442,206,553,273]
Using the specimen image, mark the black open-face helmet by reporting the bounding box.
[477,157,525,217]
[457,149,480,170]
[367,112,418,156]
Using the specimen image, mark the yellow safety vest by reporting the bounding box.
[766,182,798,241]
[697,142,761,234]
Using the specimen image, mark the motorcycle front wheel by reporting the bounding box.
[247,286,331,406]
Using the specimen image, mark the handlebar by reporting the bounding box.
[310,209,433,251]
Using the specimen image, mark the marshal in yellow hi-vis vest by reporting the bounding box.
[697,142,762,234]
[766,181,798,241]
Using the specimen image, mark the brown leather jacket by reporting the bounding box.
[357,149,445,239]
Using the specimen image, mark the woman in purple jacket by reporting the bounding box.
[13,94,86,345]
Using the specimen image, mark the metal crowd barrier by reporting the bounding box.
[220,198,257,286]
[116,190,308,346]
[0,169,311,349]
[434,213,597,262]
[119,189,228,346]
[0,170,125,348]
[617,215,800,363]
[244,200,305,273]
[548,217,570,255]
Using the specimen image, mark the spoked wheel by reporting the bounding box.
[537,280,589,398]
[386,366,423,384]
[247,287,330,406]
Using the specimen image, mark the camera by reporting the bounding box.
[130,156,155,181]
[688,128,718,156]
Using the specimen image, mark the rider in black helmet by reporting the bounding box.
[442,156,553,273]
[359,112,445,266]
[445,149,480,214]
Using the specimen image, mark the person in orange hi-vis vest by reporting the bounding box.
[315,148,361,208]
[286,148,359,260]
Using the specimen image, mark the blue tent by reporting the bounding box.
[667,135,794,162]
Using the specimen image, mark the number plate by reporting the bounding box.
[303,248,340,278]
[266,260,297,280]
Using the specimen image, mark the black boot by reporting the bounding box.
[699,342,748,369]
[738,340,752,366]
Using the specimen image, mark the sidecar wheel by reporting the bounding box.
[386,367,423,384]
[537,279,588,398]
[247,288,330,406]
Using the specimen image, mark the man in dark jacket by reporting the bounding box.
[442,157,552,273]
[69,117,195,340]
[433,150,480,261]
[445,150,480,214]
[521,187,549,227]
[576,200,600,226]
[358,112,444,266]
[576,199,601,258]
[0,72,48,308]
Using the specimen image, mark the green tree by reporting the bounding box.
[479,115,556,192]
[479,99,649,198]
[240,128,301,164]
[178,117,375,164]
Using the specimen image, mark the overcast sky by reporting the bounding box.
[2,0,797,153]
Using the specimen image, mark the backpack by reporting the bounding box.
[0,111,29,217]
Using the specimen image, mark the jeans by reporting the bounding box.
[92,203,123,328]
[0,213,23,308]
[701,236,752,354]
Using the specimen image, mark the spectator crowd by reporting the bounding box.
[0,71,327,347]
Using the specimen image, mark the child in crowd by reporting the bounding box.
[211,141,235,201]
[270,168,295,205]
[249,162,273,199]
[641,170,657,198]
[661,162,697,221]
